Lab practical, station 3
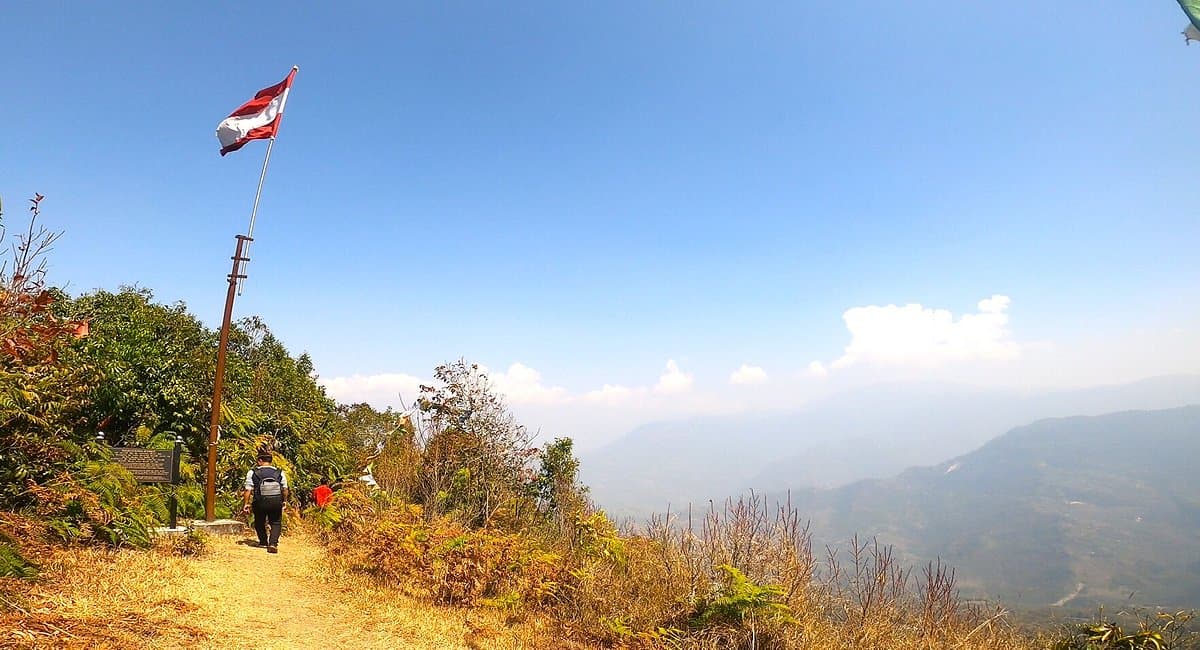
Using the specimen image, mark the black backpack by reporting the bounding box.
[251,466,284,508]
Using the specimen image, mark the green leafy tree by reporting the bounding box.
[531,437,589,527]
[63,287,215,453]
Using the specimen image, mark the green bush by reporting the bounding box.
[691,564,796,629]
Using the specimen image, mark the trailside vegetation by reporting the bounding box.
[309,365,1040,648]
[0,195,376,555]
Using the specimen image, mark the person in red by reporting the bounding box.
[312,477,333,508]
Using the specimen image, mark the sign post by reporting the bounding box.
[110,446,177,483]
[169,435,183,529]
[99,431,185,529]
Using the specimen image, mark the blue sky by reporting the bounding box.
[4,2,1200,444]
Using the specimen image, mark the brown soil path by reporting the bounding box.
[181,531,525,649]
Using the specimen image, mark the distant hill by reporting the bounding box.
[776,406,1200,609]
[581,375,1200,519]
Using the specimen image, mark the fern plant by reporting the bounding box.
[0,533,37,579]
[691,564,796,629]
[39,461,168,548]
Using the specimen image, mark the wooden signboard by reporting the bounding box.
[111,447,179,484]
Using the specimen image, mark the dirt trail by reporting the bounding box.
[181,531,520,649]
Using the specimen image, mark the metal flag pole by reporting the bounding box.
[204,65,297,521]
[237,135,276,295]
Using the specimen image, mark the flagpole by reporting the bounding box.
[204,234,249,521]
[204,65,297,521]
[246,137,275,240]
[237,136,275,295]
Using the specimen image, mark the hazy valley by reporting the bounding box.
[583,375,1200,518]
[582,378,1200,611]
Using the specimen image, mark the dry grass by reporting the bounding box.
[313,489,1046,649]
[12,501,1187,649]
[0,512,588,649]
[0,539,208,648]
[561,495,1040,649]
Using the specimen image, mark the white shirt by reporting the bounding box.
[244,465,288,491]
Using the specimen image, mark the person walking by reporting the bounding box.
[242,452,289,553]
[312,477,333,508]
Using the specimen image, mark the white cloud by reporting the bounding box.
[729,364,768,385]
[654,359,694,394]
[320,372,425,410]
[326,358,699,414]
[829,294,1020,370]
[316,319,1200,451]
[488,362,569,405]
[583,384,638,404]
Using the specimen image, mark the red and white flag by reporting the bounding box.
[215,67,297,156]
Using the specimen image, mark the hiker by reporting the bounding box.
[312,477,333,508]
[242,452,289,553]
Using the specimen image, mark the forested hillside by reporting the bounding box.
[773,406,1200,609]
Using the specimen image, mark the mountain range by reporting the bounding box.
[774,406,1200,609]
[581,375,1200,519]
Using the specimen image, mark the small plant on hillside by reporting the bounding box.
[163,529,208,557]
[304,501,344,531]
[1050,610,1198,650]
[691,563,796,629]
[0,532,37,579]
[570,510,626,563]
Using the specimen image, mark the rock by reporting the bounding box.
[190,519,246,535]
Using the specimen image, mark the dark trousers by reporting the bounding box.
[252,502,283,546]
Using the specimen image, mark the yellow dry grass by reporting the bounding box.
[0,530,581,649]
[0,521,1055,649]
[0,543,207,648]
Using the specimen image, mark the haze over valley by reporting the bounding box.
[580,375,1200,519]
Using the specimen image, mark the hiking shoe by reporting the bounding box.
[267,545,278,554]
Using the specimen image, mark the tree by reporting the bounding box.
[220,316,351,502]
[338,402,408,461]
[63,288,215,453]
[60,289,354,517]
[0,194,92,507]
[531,437,589,528]
[414,360,536,526]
